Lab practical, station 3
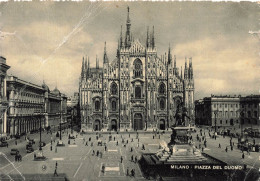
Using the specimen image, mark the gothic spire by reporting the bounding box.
[81,56,85,77]
[168,44,172,65]
[146,26,150,48]
[103,41,108,64]
[96,55,99,69]
[181,66,183,79]
[189,57,193,79]
[174,55,176,68]
[184,57,188,79]
[127,6,130,24]
[120,25,123,48]
[151,26,155,48]
[125,6,131,48]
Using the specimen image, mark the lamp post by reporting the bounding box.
[239,109,244,138]
[59,108,62,141]
[39,113,42,151]
[214,110,218,135]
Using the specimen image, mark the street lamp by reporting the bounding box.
[57,101,65,147]
[239,109,244,138]
[214,110,218,135]
[34,106,46,161]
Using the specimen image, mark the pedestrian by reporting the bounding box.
[242,152,245,159]
[116,141,118,146]
[50,145,52,151]
[142,144,145,150]
[135,156,137,163]
[225,147,228,152]
[126,167,129,176]
[97,150,99,157]
[34,153,36,159]
[102,164,105,173]
[131,169,134,177]
[121,156,123,163]
[105,145,107,151]
[85,141,88,146]
[130,147,133,152]
[131,155,133,162]
[54,165,58,177]
[218,143,221,148]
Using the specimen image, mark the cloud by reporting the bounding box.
[0,2,259,98]
[173,36,259,99]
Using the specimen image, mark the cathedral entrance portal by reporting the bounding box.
[111,119,117,131]
[133,113,143,130]
[159,119,165,130]
[94,120,101,131]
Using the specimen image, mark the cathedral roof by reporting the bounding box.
[52,87,60,95]
[42,81,49,92]
[129,39,145,55]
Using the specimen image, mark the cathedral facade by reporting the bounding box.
[79,7,194,131]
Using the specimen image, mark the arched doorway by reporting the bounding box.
[133,113,143,130]
[230,119,234,126]
[111,119,117,131]
[159,119,165,130]
[94,120,101,131]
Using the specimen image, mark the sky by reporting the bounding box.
[0,1,259,99]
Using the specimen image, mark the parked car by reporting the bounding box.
[39,141,46,147]
[14,134,21,139]
[26,143,33,150]
[28,139,35,144]
[0,141,8,147]
[26,147,34,153]
[69,135,75,139]
[10,149,19,155]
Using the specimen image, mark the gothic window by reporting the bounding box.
[135,86,141,99]
[159,83,166,94]
[254,111,257,118]
[133,59,143,78]
[160,99,165,110]
[95,100,100,111]
[111,82,117,95]
[112,100,117,111]
[248,111,251,118]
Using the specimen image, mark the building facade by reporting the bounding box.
[4,75,67,136]
[42,83,68,132]
[79,7,195,131]
[0,56,10,138]
[195,95,241,128]
[240,95,260,129]
[67,92,80,129]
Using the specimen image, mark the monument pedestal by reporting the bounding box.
[34,151,47,161]
[139,126,228,180]
[57,140,65,147]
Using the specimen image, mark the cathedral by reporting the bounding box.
[79,7,194,131]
